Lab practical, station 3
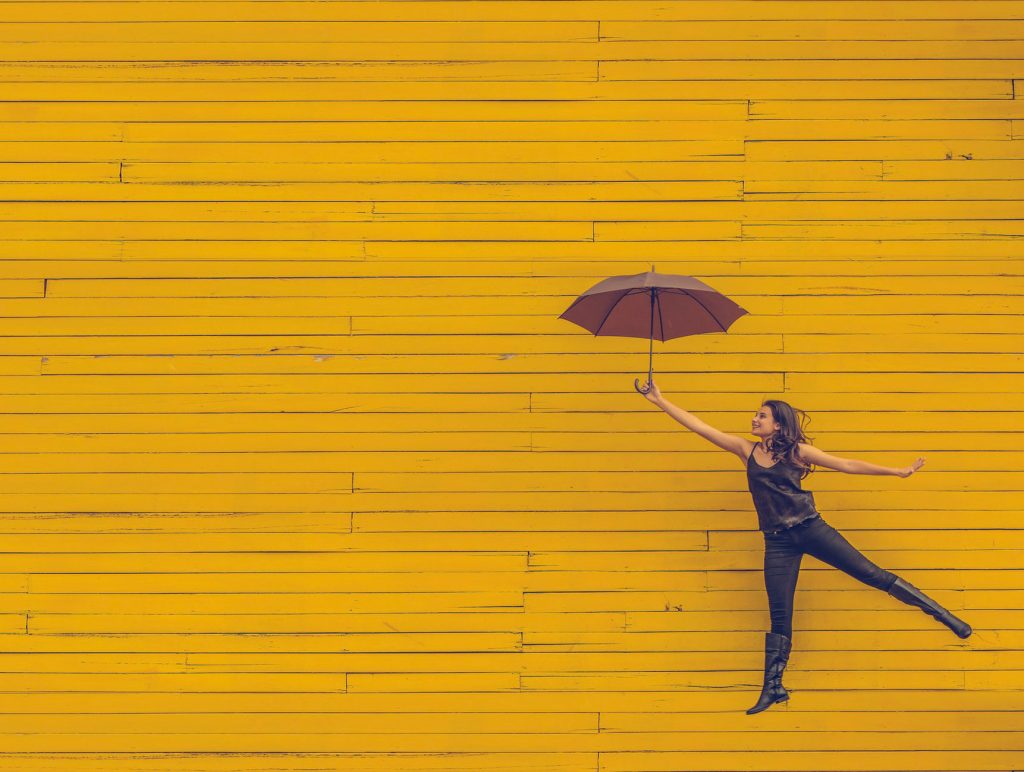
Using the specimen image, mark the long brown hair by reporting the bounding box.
[760,399,816,479]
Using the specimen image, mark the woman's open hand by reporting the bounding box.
[896,457,926,478]
[636,378,662,404]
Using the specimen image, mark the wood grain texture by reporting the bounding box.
[0,1,1020,769]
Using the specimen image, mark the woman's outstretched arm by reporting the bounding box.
[638,379,747,458]
[798,442,926,479]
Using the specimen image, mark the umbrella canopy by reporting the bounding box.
[559,268,749,393]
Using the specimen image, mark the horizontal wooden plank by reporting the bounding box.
[0,75,1005,100]
[527,589,985,614]
[0,241,1020,264]
[29,504,993,546]
[0,508,1012,533]
[116,178,742,201]
[0,221,605,241]
[7,59,602,81]
[352,470,1024,494]
[605,20,1024,40]
[0,727,1014,755]
[39,275,1024,298]
[0,711,601,733]
[1,1,1022,23]
[0,631,524,653]
[0,585,1003,618]
[2,199,1024,221]
[0,311,1018,334]
[0,21,599,44]
[0,81,1010,109]
[744,180,1024,198]
[109,160,817,182]
[600,750,1023,772]
[604,60,1024,80]
[0,97,745,120]
[536,550,1024,572]
[527,628,1024,650]
[0,138,743,164]
[2,39,1024,61]
[1,591,524,614]
[747,139,1024,161]
[0,138,743,163]
[0,280,42,298]
[0,331,1020,356]
[0,369,779,396]
[737,221,1024,239]
[0,671,353,693]
[884,159,1024,178]
[523,670,967,691]
[30,350,1023,376]
[0,687,1010,714]
[4,39,1024,61]
[747,119,1011,141]
[0,473,356,495]
[0,752,596,771]
[752,99,1024,120]
[0,528,712,551]
[0,292,1015,319]
[356,511,1024,531]
[26,610,609,635]
[0,447,1017,473]
[5,200,1024,224]
[1,17,1023,47]
[0,408,1017,433]
[0,627,1011,654]
[0,704,933,733]
[27,572,534,594]
[0,696,965,731]
[620,608,1017,632]
[0,648,1012,673]
[0,512,354,533]
[21,565,1020,593]
[355,491,1024,515]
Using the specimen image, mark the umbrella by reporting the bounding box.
[558,266,749,394]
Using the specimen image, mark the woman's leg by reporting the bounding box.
[795,517,971,638]
[748,532,803,714]
[763,531,804,640]
[796,517,897,592]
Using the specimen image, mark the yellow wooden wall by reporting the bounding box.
[0,1,1021,770]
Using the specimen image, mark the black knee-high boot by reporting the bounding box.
[887,577,972,638]
[746,631,791,715]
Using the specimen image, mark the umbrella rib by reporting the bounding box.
[655,288,665,342]
[665,288,726,333]
[593,288,634,336]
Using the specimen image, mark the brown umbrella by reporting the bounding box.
[558,266,749,394]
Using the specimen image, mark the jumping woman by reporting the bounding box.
[638,379,972,715]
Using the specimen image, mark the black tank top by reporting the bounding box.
[747,441,819,533]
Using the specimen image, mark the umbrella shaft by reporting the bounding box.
[648,289,655,378]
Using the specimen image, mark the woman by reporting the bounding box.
[638,379,972,715]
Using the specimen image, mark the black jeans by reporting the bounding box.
[763,515,899,641]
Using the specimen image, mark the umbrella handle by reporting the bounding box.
[634,377,651,394]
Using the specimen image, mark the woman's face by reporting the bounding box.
[751,405,780,440]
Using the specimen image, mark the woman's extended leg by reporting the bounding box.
[796,517,971,638]
[796,517,897,592]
